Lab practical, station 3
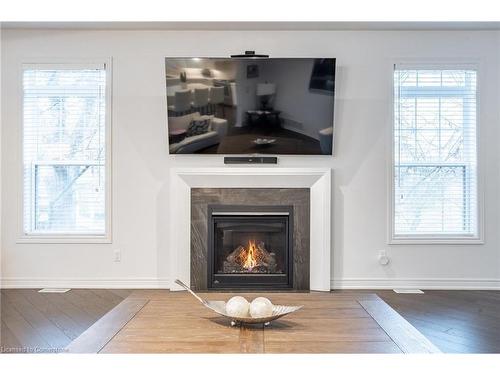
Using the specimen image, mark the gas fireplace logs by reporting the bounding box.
[223,240,279,273]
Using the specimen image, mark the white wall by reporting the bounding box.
[1,29,499,289]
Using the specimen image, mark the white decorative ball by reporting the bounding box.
[249,297,274,318]
[225,296,250,317]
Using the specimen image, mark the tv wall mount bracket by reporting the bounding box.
[230,51,269,59]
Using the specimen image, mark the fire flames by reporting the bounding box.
[238,240,263,271]
[223,239,277,274]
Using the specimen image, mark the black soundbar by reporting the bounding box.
[224,156,278,164]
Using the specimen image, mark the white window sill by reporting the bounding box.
[17,235,112,244]
[389,236,484,245]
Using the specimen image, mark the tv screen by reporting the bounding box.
[165,57,335,155]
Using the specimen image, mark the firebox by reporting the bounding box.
[207,205,293,289]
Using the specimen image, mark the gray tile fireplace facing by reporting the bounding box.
[191,188,310,290]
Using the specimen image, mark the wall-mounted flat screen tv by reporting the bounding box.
[165,57,335,155]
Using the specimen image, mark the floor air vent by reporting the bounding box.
[38,288,71,293]
[393,289,424,294]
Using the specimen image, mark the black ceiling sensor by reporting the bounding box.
[230,51,269,58]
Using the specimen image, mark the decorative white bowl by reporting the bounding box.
[175,279,302,326]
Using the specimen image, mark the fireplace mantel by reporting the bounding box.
[168,167,331,291]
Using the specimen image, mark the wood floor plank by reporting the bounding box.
[91,289,127,306]
[60,291,104,321]
[373,290,500,353]
[412,324,495,353]
[2,290,70,350]
[402,311,500,348]
[42,291,97,329]
[391,303,500,336]
[358,296,441,353]
[1,288,129,353]
[379,291,500,329]
[65,297,149,353]
[108,289,133,299]
[1,291,50,351]
[70,289,116,316]
[0,321,22,352]
[17,290,82,341]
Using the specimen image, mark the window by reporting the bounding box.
[392,65,479,241]
[22,63,110,240]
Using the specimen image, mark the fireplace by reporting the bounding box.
[207,205,293,289]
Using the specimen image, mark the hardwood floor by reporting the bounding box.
[0,289,131,353]
[2,289,500,353]
[371,290,500,353]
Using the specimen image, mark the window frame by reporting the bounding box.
[388,60,484,245]
[17,58,113,244]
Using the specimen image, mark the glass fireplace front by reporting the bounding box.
[207,205,293,289]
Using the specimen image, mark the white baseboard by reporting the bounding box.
[2,277,499,290]
[331,278,500,290]
[0,277,170,289]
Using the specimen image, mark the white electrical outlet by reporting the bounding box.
[378,250,390,266]
[114,249,121,262]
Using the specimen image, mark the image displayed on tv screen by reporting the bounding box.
[165,58,335,155]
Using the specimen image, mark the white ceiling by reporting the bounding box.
[2,21,500,31]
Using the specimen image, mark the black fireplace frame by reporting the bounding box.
[207,204,294,290]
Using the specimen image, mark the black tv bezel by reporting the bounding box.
[165,56,336,156]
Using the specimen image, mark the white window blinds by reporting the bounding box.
[393,66,478,239]
[23,64,108,236]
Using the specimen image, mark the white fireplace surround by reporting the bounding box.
[169,167,332,291]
